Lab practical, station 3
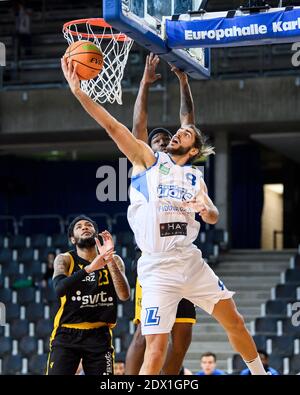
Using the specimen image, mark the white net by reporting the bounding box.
[63,19,134,105]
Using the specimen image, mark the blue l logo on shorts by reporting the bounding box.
[145,307,160,326]
[218,279,225,290]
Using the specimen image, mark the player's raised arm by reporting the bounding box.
[61,57,155,167]
[170,66,195,126]
[132,53,161,142]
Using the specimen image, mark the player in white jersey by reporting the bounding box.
[62,57,268,376]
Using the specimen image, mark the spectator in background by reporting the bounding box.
[13,0,32,61]
[41,251,55,288]
[240,350,280,375]
[114,355,126,375]
[195,352,225,375]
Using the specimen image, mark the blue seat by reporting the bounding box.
[122,301,134,319]
[255,317,278,335]
[285,268,300,284]
[29,354,47,375]
[113,318,129,337]
[9,235,27,249]
[0,249,14,264]
[16,288,36,305]
[18,248,35,263]
[0,288,13,303]
[19,336,38,357]
[51,233,69,249]
[5,302,21,321]
[282,317,300,337]
[0,337,12,356]
[253,334,267,350]
[268,355,284,374]
[265,300,287,318]
[289,355,300,374]
[2,355,23,374]
[36,319,53,339]
[270,335,294,357]
[26,303,45,322]
[232,354,247,373]
[1,261,20,276]
[10,319,29,340]
[30,234,48,248]
[275,284,298,300]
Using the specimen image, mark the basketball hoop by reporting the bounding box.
[63,18,133,105]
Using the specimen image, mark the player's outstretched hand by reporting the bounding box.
[84,231,115,273]
[142,52,161,84]
[169,64,188,83]
[61,57,80,95]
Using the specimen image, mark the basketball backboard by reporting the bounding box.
[103,0,211,79]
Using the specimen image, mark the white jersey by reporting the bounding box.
[127,152,203,253]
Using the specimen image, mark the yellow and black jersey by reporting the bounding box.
[52,250,117,331]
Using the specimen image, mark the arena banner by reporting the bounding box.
[166,8,300,48]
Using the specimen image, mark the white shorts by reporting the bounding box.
[137,245,234,335]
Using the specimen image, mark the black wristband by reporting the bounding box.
[53,269,87,297]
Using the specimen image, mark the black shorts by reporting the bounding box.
[175,298,196,324]
[46,326,114,375]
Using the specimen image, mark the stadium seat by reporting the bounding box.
[0,337,12,356]
[275,284,299,300]
[2,355,23,375]
[113,318,129,337]
[9,235,27,249]
[18,248,35,263]
[295,254,300,269]
[270,335,295,357]
[289,355,300,374]
[253,334,267,350]
[116,231,134,247]
[23,261,43,282]
[29,354,48,375]
[1,261,20,276]
[30,234,48,248]
[39,247,56,262]
[35,319,53,339]
[255,317,279,335]
[268,355,284,374]
[0,249,14,264]
[282,317,300,337]
[26,303,45,322]
[285,268,300,284]
[10,319,29,339]
[51,233,69,249]
[19,336,38,357]
[122,301,135,319]
[5,303,21,321]
[16,288,36,305]
[265,300,287,318]
[121,333,133,351]
[42,286,57,303]
[232,354,247,373]
[0,288,13,303]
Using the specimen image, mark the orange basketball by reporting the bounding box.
[65,40,104,80]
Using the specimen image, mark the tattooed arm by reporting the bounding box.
[107,255,130,301]
[52,253,87,297]
[53,254,71,278]
[170,66,195,126]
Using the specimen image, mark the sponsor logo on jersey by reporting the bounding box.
[71,290,114,307]
[159,163,170,175]
[160,222,187,237]
[157,184,193,201]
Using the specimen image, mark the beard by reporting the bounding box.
[167,144,191,156]
[74,233,97,249]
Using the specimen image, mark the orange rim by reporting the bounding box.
[63,18,131,42]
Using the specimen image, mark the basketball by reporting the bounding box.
[65,40,104,80]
